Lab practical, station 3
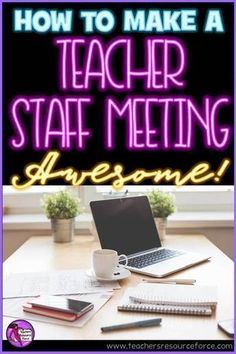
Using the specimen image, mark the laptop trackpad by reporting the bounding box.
[141,253,208,275]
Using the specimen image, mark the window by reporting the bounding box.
[3,185,234,215]
[3,186,67,214]
[95,186,234,212]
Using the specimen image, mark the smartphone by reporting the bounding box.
[218,319,234,338]
[29,296,94,315]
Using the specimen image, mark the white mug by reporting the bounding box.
[93,249,128,278]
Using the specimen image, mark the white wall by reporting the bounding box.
[168,227,233,260]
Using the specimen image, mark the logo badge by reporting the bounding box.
[6,320,35,348]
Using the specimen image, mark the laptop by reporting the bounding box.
[90,196,211,278]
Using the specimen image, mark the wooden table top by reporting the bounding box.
[3,234,234,340]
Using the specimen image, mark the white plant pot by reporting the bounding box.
[155,217,167,242]
[51,218,75,243]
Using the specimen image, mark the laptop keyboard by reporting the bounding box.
[122,249,184,269]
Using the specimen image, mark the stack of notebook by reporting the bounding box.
[118,283,217,316]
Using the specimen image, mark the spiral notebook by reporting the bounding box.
[118,284,217,316]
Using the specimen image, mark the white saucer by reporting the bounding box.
[86,267,131,281]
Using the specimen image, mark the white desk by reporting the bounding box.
[3,235,234,340]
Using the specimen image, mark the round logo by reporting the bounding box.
[6,320,35,348]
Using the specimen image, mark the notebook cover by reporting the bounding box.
[23,304,77,322]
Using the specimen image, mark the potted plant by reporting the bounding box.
[147,190,176,241]
[41,190,81,243]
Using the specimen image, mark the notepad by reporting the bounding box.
[132,283,218,306]
[118,284,217,316]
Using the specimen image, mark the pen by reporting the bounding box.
[101,318,162,332]
[142,278,196,285]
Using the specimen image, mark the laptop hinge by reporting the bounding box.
[127,247,162,259]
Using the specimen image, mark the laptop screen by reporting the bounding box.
[90,196,161,256]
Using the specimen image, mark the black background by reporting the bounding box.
[3,2,234,185]
[2,339,235,352]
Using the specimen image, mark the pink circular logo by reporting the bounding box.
[6,320,35,348]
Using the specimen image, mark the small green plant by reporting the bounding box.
[41,190,81,219]
[147,190,176,218]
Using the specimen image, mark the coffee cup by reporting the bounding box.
[93,249,128,279]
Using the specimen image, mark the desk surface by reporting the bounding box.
[3,235,234,340]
